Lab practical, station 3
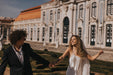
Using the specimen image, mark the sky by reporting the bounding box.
[0,0,50,18]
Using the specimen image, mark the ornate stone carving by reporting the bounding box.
[90,17,97,23]
[49,21,53,26]
[106,15,112,21]
[78,18,84,23]
[63,5,69,12]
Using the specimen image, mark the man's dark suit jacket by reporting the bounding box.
[0,43,49,75]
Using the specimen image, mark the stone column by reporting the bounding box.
[84,1,90,48]
[72,5,76,35]
[68,4,74,43]
[53,10,56,43]
[98,27,102,48]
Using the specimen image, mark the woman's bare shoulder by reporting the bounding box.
[66,47,72,52]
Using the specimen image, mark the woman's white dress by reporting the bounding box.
[66,53,90,75]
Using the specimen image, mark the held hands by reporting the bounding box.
[49,57,63,68]
[49,62,56,68]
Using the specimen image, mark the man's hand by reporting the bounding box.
[49,62,56,68]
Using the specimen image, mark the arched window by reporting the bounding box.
[57,9,60,19]
[63,17,69,43]
[92,2,96,17]
[50,10,53,20]
[90,25,95,45]
[106,24,112,47]
[79,4,83,18]
[78,28,82,38]
[107,0,113,15]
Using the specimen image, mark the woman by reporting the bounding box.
[50,35,103,75]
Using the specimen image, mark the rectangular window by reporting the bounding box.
[31,28,33,40]
[106,24,112,47]
[57,28,59,35]
[79,4,83,18]
[92,2,96,17]
[57,9,60,20]
[49,27,52,42]
[43,12,45,22]
[50,10,53,21]
[78,28,82,38]
[37,28,40,41]
[90,25,95,45]
[42,27,45,41]
[107,0,113,15]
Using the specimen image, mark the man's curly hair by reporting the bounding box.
[9,29,27,45]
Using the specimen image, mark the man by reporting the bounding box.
[0,30,49,75]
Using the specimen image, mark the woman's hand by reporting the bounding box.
[98,50,104,55]
[49,62,56,68]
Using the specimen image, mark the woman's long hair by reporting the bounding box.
[69,35,88,57]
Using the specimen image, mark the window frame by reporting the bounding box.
[92,2,97,17]
[90,25,96,46]
[79,4,83,19]
[107,0,113,15]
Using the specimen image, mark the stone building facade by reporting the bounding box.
[13,6,41,42]
[13,0,113,61]
[14,0,113,49]
[0,17,14,44]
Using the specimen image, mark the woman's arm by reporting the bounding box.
[87,50,103,61]
[50,48,70,67]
